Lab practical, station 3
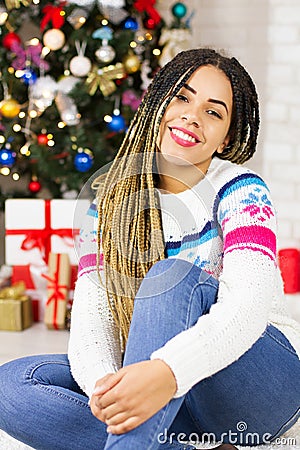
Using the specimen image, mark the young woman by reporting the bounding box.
[0,48,299,450]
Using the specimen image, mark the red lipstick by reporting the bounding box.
[169,127,200,148]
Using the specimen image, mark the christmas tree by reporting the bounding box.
[0,0,191,209]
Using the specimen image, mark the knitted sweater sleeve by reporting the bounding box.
[68,202,122,398]
[151,174,278,398]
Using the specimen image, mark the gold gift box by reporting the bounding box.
[44,253,70,330]
[0,282,33,331]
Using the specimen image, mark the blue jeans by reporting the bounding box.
[0,259,299,450]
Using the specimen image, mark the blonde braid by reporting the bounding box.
[94,97,166,343]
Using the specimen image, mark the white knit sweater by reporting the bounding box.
[68,158,300,400]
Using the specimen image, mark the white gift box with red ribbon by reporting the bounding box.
[5,199,90,266]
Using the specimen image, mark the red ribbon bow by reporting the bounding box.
[133,0,161,25]
[42,254,68,330]
[40,5,65,31]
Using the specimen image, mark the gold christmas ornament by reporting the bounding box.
[86,63,125,97]
[0,98,21,118]
[5,0,32,9]
[123,53,141,74]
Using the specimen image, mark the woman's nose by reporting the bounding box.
[181,112,200,128]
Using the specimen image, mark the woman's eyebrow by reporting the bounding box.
[182,84,229,113]
[183,83,197,94]
[208,98,228,113]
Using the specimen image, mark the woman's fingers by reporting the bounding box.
[107,416,140,435]
[90,360,177,434]
[93,372,123,396]
[105,410,129,426]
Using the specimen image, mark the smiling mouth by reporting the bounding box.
[169,127,200,146]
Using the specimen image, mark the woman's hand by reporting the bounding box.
[89,359,177,434]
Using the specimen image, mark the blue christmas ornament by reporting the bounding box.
[122,17,139,31]
[171,2,187,19]
[21,68,38,85]
[107,114,126,132]
[74,152,93,172]
[0,148,16,166]
[92,26,113,41]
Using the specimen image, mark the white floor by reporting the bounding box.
[0,294,299,366]
[0,296,299,449]
[0,322,69,365]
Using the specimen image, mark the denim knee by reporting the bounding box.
[145,258,193,278]
[138,258,218,300]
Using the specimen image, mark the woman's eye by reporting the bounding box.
[207,109,222,119]
[175,94,188,102]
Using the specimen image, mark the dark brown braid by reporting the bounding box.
[93,48,260,344]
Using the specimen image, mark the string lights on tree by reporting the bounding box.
[0,0,192,208]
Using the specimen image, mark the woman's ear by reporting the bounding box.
[216,135,230,154]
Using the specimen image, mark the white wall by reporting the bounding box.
[159,0,300,250]
[262,0,300,248]
[1,1,300,265]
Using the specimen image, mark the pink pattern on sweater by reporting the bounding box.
[242,204,274,222]
[78,253,102,276]
[224,225,276,259]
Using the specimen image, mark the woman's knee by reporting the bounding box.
[138,258,218,300]
[0,357,31,428]
[0,356,29,389]
[145,258,193,278]
[0,354,70,395]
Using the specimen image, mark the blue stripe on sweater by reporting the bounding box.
[166,222,219,257]
[212,173,269,221]
[218,173,268,201]
[87,202,98,218]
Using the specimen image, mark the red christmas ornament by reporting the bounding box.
[143,17,156,30]
[2,32,22,50]
[28,180,42,193]
[37,133,49,145]
[133,0,161,25]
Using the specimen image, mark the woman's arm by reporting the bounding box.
[68,201,122,398]
[151,174,279,397]
[68,273,122,397]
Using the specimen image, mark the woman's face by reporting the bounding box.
[157,65,233,173]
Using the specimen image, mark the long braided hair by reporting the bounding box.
[93,48,260,344]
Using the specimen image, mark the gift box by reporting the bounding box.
[5,199,90,266]
[11,263,77,322]
[12,264,48,321]
[70,265,78,291]
[278,248,300,293]
[44,253,71,330]
[0,282,33,331]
